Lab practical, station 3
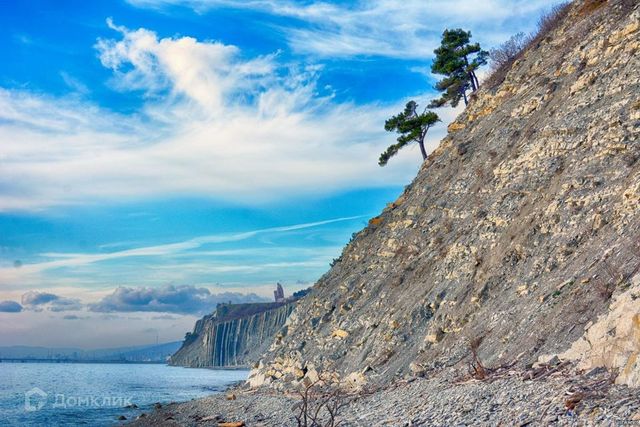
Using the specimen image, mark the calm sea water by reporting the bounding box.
[0,362,249,426]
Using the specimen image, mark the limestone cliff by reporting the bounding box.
[250,0,640,389]
[170,302,295,368]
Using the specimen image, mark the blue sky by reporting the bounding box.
[0,0,562,348]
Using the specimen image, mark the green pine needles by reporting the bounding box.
[379,28,487,166]
[379,101,440,166]
[430,29,488,108]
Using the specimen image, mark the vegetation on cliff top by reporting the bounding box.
[379,28,489,166]
[429,28,488,108]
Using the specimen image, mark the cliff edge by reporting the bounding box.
[250,0,640,389]
[170,302,296,368]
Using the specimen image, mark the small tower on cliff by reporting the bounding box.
[274,282,285,303]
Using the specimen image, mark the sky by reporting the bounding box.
[0,0,563,349]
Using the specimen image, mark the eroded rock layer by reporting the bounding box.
[170,302,295,368]
[251,0,640,388]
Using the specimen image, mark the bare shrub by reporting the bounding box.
[576,0,607,18]
[593,238,640,300]
[489,32,532,72]
[536,2,572,40]
[594,258,622,300]
[484,2,571,89]
[293,375,381,427]
[293,378,347,427]
[468,336,487,380]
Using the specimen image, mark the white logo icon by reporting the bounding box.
[24,387,47,412]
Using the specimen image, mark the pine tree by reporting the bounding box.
[379,101,439,166]
[430,29,488,108]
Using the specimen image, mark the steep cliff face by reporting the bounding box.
[251,0,640,388]
[170,302,295,368]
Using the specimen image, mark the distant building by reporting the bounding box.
[274,283,285,303]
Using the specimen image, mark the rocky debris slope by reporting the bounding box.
[170,302,295,368]
[552,272,640,386]
[250,0,640,390]
[127,364,640,426]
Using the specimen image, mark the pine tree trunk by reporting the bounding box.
[468,72,477,92]
[472,71,480,90]
[419,141,427,160]
[464,55,477,92]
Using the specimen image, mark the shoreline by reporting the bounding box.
[125,363,640,426]
[169,364,252,371]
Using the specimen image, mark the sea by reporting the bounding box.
[0,362,249,426]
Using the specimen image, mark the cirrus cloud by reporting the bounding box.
[0,20,435,212]
[126,0,567,58]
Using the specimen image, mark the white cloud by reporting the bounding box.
[0,22,443,212]
[5,285,273,315]
[21,291,83,312]
[126,0,567,58]
[89,284,268,314]
[97,18,277,111]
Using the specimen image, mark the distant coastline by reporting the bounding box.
[0,341,181,365]
[0,358,166,364]
[0,359,254,368]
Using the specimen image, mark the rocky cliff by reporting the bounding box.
[250,0,640,389]
[170,302,296,368]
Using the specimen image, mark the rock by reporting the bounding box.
[425,328,444,344]
[553,275,640,387]
[226,393,236,400]
[343,371,366,391]
[448,121,466,132]
[332,329,349,339]
[154,402,162,409]
[245,0,640,392]
[217,422,245,427]
[569,72,597,94]
[586,366,607,377]
[546,355,561,366]
[293,368,305,379]
[409,362,426,377]
[303,367,320,385]
[248,371,268,388]
[117,415,127,421]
